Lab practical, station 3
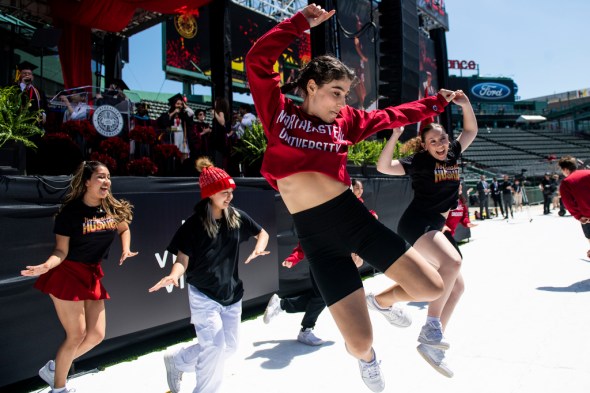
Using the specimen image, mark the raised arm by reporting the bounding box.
[346,89,455,143]
[246,5,333,133]
[453,90,478,152]
[376,127,407,176]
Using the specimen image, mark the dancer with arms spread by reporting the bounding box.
[246,4,457,391]
[21,161,136,393]
[150,158,269,393]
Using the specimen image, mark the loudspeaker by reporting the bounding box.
[377,0,419,108]
[31,27,61,49]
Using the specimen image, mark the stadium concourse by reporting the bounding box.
[27,205,590,393]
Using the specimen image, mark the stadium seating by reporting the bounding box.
[460,127,590,177]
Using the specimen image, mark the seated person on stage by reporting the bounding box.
[61,89,90,122]
[133,102,153,127]
[96,78,128,107]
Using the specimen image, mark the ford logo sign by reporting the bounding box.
[471,83,511,100]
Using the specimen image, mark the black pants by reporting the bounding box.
[502,193,513,217]
[543,193,552,214]
[281,291,326,329]
[492,194,504,216]
[479,194,490,219]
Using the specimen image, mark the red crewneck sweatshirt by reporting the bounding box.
[560,169,590,220]
[246,12,449,190]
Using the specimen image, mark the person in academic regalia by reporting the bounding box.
[15,61,48,125]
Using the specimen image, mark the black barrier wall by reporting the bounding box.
[0,175,468,388]
[0,176,280,387]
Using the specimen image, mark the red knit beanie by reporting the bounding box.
[196,157,236,199]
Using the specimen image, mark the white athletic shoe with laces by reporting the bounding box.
[417,321,450,350]
[39,359,55,388]
[297,328,325,346]
[366,293,412,327]
[164,350,183,393]
[358,351,385,392]
[417,343,454,378]
[263,293,282,324]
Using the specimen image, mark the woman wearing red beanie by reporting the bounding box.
[149,157,270,393]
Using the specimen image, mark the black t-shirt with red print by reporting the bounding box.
[54,199,118,264]
[399,139,462,213]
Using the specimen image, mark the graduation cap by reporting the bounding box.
[108,78,129,91]
[17,61,38,72]
[168,93,185,106]
[15,61,38,82]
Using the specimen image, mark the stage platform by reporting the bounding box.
[21,204,590,393]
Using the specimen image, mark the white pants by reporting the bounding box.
[173,285,242,393]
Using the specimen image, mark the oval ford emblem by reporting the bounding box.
[471,83,511,100]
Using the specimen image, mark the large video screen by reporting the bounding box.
[418,33,439,101]
[164,4,311,92]
[337,0,379,110]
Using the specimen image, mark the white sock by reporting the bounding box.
[426,316,441,326]
[49,360,56,372]
[52,387,66,393]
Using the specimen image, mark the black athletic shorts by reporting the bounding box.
[582,223,590,239]
[292,189,410,306]
[397,203,447,245]
[443,231,462,258]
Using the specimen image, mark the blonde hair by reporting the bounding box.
[62,161,133,224]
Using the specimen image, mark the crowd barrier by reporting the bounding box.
[0,175,469,387]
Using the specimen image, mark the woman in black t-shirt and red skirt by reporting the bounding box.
[21,161,137,392]
[372,90,477,378]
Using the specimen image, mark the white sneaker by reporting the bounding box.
[416,344,454,378]
[39,359,55,388]
[297,328,325,346]
[366,293,412,327]
[417,321,450,349]
[358,351,385,392]
[263,294,282,324]
[50,388,76,393]
[164,350,183,393]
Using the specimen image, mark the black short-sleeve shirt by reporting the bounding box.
[54,199,118,264]
[167,208,263,306]
[500,180,513,194]
[399,139,462,213]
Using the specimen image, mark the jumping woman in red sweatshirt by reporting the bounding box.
[246,4,456,391]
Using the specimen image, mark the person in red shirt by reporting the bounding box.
[246,4,457,391]
[557,156,590,258]
[21,161,137,393]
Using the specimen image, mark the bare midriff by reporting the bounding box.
[277,172,349,214]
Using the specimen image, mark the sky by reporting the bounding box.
[123,0,589,101]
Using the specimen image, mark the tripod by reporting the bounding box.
[522,186,533,222]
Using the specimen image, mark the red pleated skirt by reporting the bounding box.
[34,259,110,301]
